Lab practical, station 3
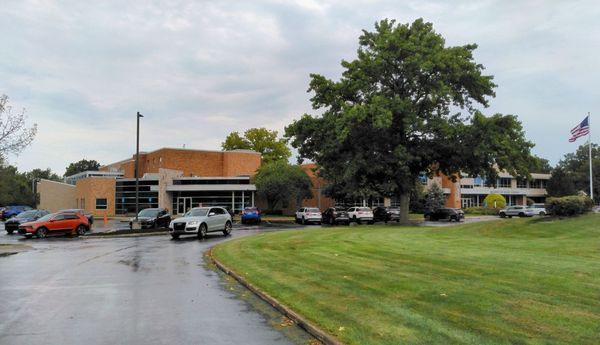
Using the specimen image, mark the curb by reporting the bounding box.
[208,248,343,345]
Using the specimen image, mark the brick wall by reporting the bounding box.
[101,148,260,178]
[75,178,116,217]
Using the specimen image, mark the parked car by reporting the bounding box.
[129,208,171,229]
[528,203,547,216]
[241,207,261,224]
[372,206,401,223]
[59,208,94,225]
[347,207,374,224]
[424,208,465,222]
[1,205,33,221]
[295,207,322,225]
[4,209,50,234]
[322,207,350,225]
[498,205,536,218]
[18,212,89,238]
[169,207,232,240]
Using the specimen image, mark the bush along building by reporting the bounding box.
[37,148,261,216]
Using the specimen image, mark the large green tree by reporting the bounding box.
[254,160,312,211]
[286,19,534,222]
[547,143,599,202]
[222,127,291,164]
[64,159,101,177]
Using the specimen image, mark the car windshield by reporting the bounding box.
[184,208,209,217]
[15,210,38,219]
[358,207,371,212]
[38,213,54,222]
[334,207,346,212]
[138,209,159,217]
[307,208,320,212]
[244,207,258,212]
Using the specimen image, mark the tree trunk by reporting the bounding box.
[399,192,410,224]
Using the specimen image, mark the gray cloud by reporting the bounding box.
[1,0,599,174]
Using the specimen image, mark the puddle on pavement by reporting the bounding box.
[203,254,319,345]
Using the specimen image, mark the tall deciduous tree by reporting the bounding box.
[64,159,101,177]
[286,19,534,222]
[222,127,291,164]
[254,161,312,211]
[0,95,37,159]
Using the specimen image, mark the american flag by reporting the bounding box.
[569,116,590,142]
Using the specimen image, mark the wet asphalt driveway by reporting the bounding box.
[0,225,313,345]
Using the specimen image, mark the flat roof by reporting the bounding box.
[100,147,260,169]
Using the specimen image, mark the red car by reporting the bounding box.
[18,212,89,238]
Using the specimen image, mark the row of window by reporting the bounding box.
[461,178,547,189]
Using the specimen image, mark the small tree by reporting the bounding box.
[425,183,446,212]
[483,194,506,209]
[254,161,312,211]
[222,127,291,164]
[64,159,101,177]
[0,95,37,159]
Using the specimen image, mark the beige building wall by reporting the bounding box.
[37,179,77,212]
[75,177,116,217]
[158,168,183,212]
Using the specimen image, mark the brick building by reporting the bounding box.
[39,148,261,216]
[293,164,550,211]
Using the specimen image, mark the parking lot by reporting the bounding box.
[0,222,314,345]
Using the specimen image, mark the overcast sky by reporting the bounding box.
[2,0,599,174]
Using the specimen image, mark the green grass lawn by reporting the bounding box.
[213,214,600,345]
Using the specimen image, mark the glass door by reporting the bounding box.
[177,197,193,215]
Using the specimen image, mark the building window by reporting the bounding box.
[516,179,528,188]
[498,178,511,188]
[530,179,545,189]
[96,198,108,210]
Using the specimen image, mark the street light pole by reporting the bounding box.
[135,111,143,222]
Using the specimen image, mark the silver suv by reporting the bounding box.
[169,207,232,240]
[528,203,547,216]
[498,205,536,218]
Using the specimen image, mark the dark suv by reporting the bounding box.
[129,208,171,229]
[322,207,350,225]
[424,208,464,222]
[4,209,50,234]
[373,206,401,223]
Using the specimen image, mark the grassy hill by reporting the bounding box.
[213,215,600,345]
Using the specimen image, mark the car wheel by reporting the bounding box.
[518,212,525,217]
[76,225,87,236]
[302,217,306,225]
[539,211,546,216]
[223,221,232,236]
[499,212,506,218]
[171,234,179,240]
[197,223,208,240]
[6,229,13,235]
[36,227,48,239]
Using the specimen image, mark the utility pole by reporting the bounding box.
[135,111,143,222]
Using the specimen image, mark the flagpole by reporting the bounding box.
[589,112,594,202]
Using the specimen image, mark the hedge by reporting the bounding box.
[546,196,593,216]
[463,207,501,215]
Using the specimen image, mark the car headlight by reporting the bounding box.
[187,220,199,226]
